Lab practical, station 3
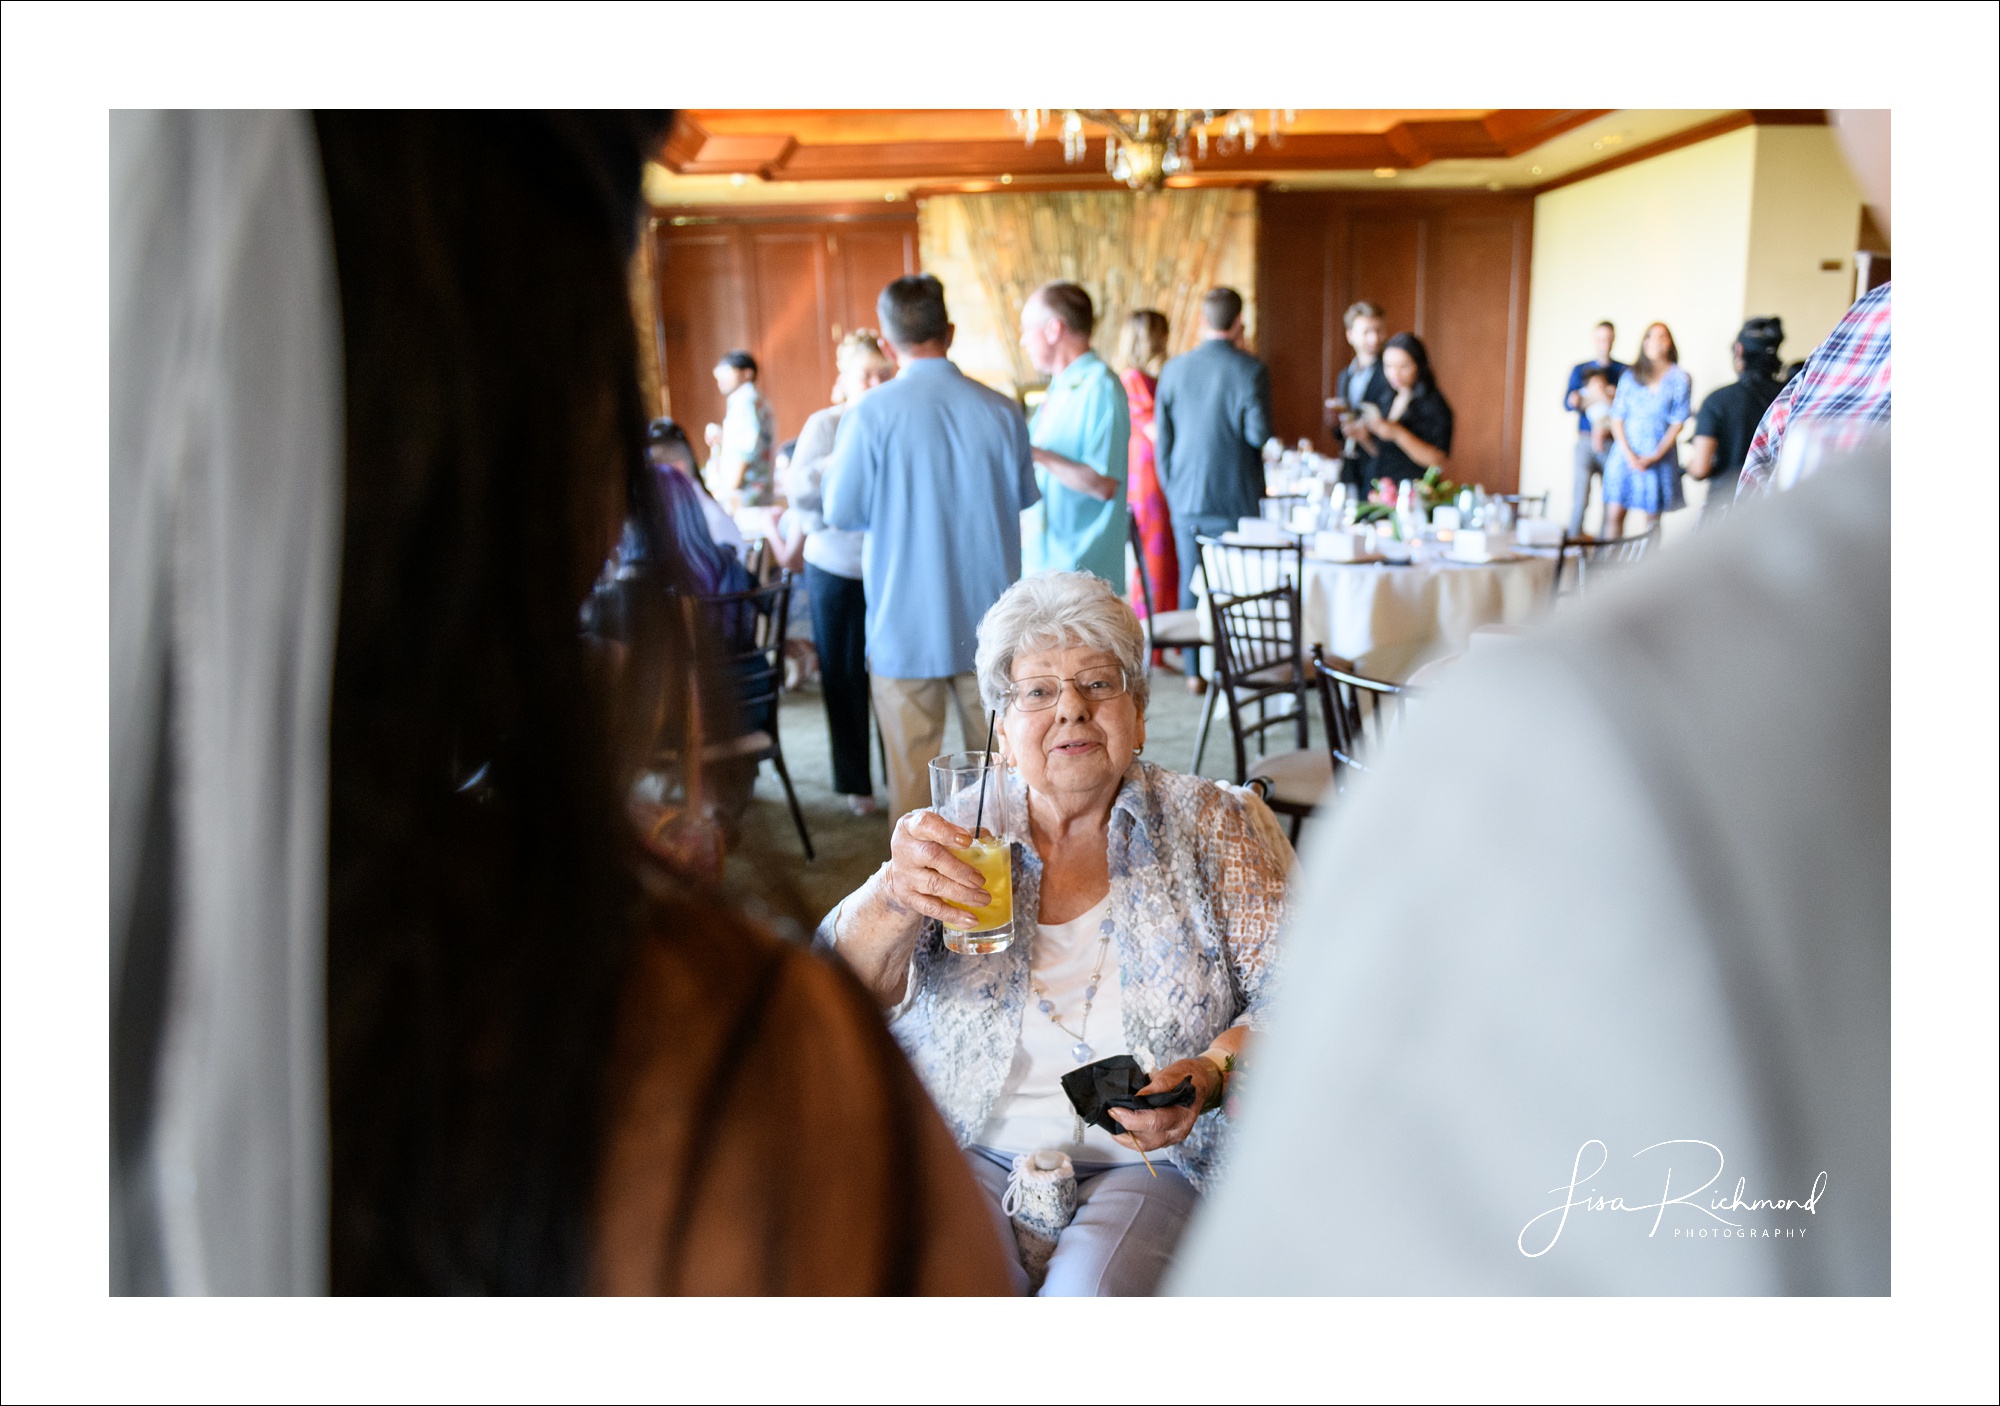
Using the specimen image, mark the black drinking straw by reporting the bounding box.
[971,710,997,840]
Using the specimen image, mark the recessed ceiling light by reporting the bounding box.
[884,191,899,202]
[1373,167,1396,178]
[729,172,749,187]
[1530,164,1544,176]
[1000,174,1013,185]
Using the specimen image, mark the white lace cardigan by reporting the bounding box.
[816,760,1288,1192]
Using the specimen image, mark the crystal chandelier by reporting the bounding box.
[1007,109,1293,191]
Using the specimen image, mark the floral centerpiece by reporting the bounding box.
[1354,466,1464,525]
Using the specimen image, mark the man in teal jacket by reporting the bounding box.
[1018,280,1129,590]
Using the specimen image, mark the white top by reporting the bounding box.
[976,894,1147,1165]
[697,488,747,558]
[787,403,866,579]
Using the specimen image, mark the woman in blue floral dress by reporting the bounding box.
[1605,321,1693,538]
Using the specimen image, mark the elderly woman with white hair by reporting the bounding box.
[817,570,1288,1296]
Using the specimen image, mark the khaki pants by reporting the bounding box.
[871,672,987,824]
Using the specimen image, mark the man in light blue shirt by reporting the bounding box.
[1018,281,1128,589]
[825,273,1039,822]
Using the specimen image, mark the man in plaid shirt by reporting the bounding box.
[1737,280,1891,498]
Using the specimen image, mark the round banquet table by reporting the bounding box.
[1298,551,1555,681]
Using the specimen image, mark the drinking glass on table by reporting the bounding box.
[928,751,1014,955]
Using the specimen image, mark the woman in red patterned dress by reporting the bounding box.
[1118,310,1176,659]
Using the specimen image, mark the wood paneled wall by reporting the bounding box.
[1258,191,1534,490]
[650,210,918,443]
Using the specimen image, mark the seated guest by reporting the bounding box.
[1350,331,1453,485]
[648,417,746,558]
[590,430,756,651]
[783,329,898,815]
[772,434,799,504]
[702,349,777,510]
[1686,317,1785,524]
[1605,322,1693,538]
[817,571,1287,1296]
[655,461,754,600]
[1020,281,1130,589]
[765,433,805,572]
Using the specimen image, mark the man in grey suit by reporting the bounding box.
[1154,286,1274,681]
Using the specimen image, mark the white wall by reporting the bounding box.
[1519,127,1757,534]
[1742,124,1867,356]
[1519,123,1863,537]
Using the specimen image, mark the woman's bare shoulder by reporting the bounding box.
[591,899,1013,1295]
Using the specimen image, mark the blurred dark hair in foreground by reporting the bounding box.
[111,110,1010,1296]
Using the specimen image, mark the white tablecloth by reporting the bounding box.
[1300,553,1555,680]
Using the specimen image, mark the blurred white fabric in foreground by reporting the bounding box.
[1172,445,1888,1294]
[110,110,340,1293]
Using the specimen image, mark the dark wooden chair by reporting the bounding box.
[1197,532,1304,600]
[1551,523,1661,600]
[1190,533,1307,776]
[667,574,814,860]
[1495,491,1550,519]
[1210,585,1330,840]
[741,536,771,584]
[1309,645,1419,792]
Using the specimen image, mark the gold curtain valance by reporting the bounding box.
[924,189,1255,389]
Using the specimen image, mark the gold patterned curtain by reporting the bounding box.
[931,189,1253,388]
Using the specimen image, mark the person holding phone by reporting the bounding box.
[1325,300,1396,492]
[1349,332,1453,484]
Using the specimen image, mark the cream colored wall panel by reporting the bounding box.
[1521,128,1758,534]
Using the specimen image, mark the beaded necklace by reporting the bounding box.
[1030,912,1116,1065]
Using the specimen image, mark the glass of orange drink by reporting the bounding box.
[928,751,1013,955]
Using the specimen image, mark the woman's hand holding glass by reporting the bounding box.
[886,810,995,933]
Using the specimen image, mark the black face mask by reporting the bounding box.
[1061,1055,1197,1135]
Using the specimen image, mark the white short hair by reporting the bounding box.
[975,571,1149,716]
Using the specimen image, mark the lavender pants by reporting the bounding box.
[967,1146,1200,1297]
